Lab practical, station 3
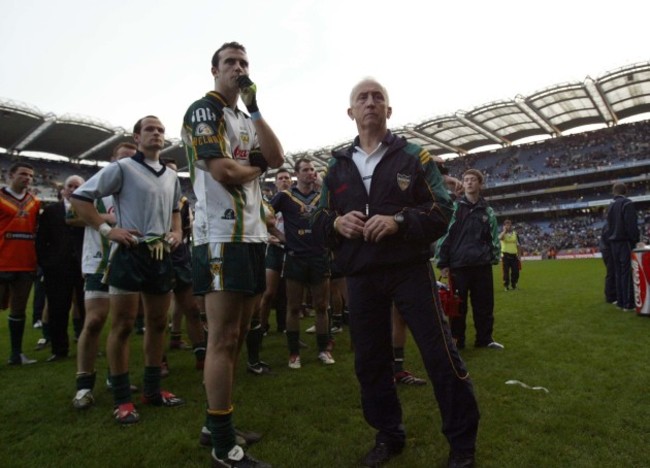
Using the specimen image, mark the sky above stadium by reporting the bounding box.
[1,0,649,156]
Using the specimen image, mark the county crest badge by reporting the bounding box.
[396,173,411,191]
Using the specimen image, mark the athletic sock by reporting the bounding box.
[170,331,182,344]
[41,321,51,341]
[111,372,133,405]
[393,347,405,374]
[332,313,343,329]
[143,366,161,397]
[73,317,84,339]
[286,330,300,355]
[246,320,263,364]
[193,342,207,363]
[342,308,350,325]
[206,407,236,460]
[8,315,25,356]
[76,371,97,391]
[317,333,330,353]
[134,314,144,333]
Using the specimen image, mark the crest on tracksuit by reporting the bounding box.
[397,173,411,191]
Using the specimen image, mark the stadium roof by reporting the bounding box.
[2,61,650,171]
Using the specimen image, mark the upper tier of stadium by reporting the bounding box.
[2,61,650,171]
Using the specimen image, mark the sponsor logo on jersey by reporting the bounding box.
[195,123,214,136]
[221,209,235,220]
[191,108,217,123]
[193,135,220,146]
[233,146,250,160]
[4,232,34,240]
[397,173,411,191]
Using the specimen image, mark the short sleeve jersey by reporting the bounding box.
[181,91,267,244]
[0,188,40,272]
[72,153,181,238]
[81,196,113,274]
[271,187,324,257]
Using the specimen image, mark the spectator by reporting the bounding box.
[606,182,640,311]
[437,169,503,350]
[1,162,40,365]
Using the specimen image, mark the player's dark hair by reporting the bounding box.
[612,182,627,195]
[9,162,33,174]
[294,157,312,173]
[211,42,247,68]
[463,168,484,185]
[274,168,291,181]
[133,115,160,134]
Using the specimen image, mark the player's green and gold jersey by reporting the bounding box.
[182,91,267,244]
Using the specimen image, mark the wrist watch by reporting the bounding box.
[394,211,405,224]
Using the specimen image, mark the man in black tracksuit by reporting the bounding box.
[436,169,502,350]
[313,78,478,468]
[607,182,639,310]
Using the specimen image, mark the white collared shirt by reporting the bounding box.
[351,142,388,194]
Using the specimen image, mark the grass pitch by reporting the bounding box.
[1,259,649,467]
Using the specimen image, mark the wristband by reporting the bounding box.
[98,223,112,238]
[249,153,269,173]
[250,111,262,122]
[333,216,340,234]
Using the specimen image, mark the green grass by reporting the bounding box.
[1,259,650,467]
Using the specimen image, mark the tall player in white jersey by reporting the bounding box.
[182,41,283,468]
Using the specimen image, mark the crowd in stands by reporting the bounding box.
[513,208,650,257]
[514,217,601,257]
[444,119,650,185]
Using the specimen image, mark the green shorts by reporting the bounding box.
[173,257,193,291]
[192,242,266,296]
[84,273,109,293]
[106,243,174,295]
[265,244,286,273]
[283,253,330,286]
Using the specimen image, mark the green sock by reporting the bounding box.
[42,321,51,340]
[317,333,329,353]
[76,371,96,391]
[8,315,25,356]
[207,410,236,460]
[143,366,161,397]
[246,320,263,364]
[332,314,343,328]
[286,331,300,355]
[193,342,207,362]
[111,372,132,405]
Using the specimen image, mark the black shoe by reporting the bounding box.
[362,442,403,467]
[199,426,250,447]
[35,338,49,351]
[212,446,271,468]
[246,361,272,376]
[46,354,67,362]
[234,428,263,445]
[448,451,475,468]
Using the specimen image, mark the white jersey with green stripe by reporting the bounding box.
[81,196,113,274]
[182,91,267,244]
